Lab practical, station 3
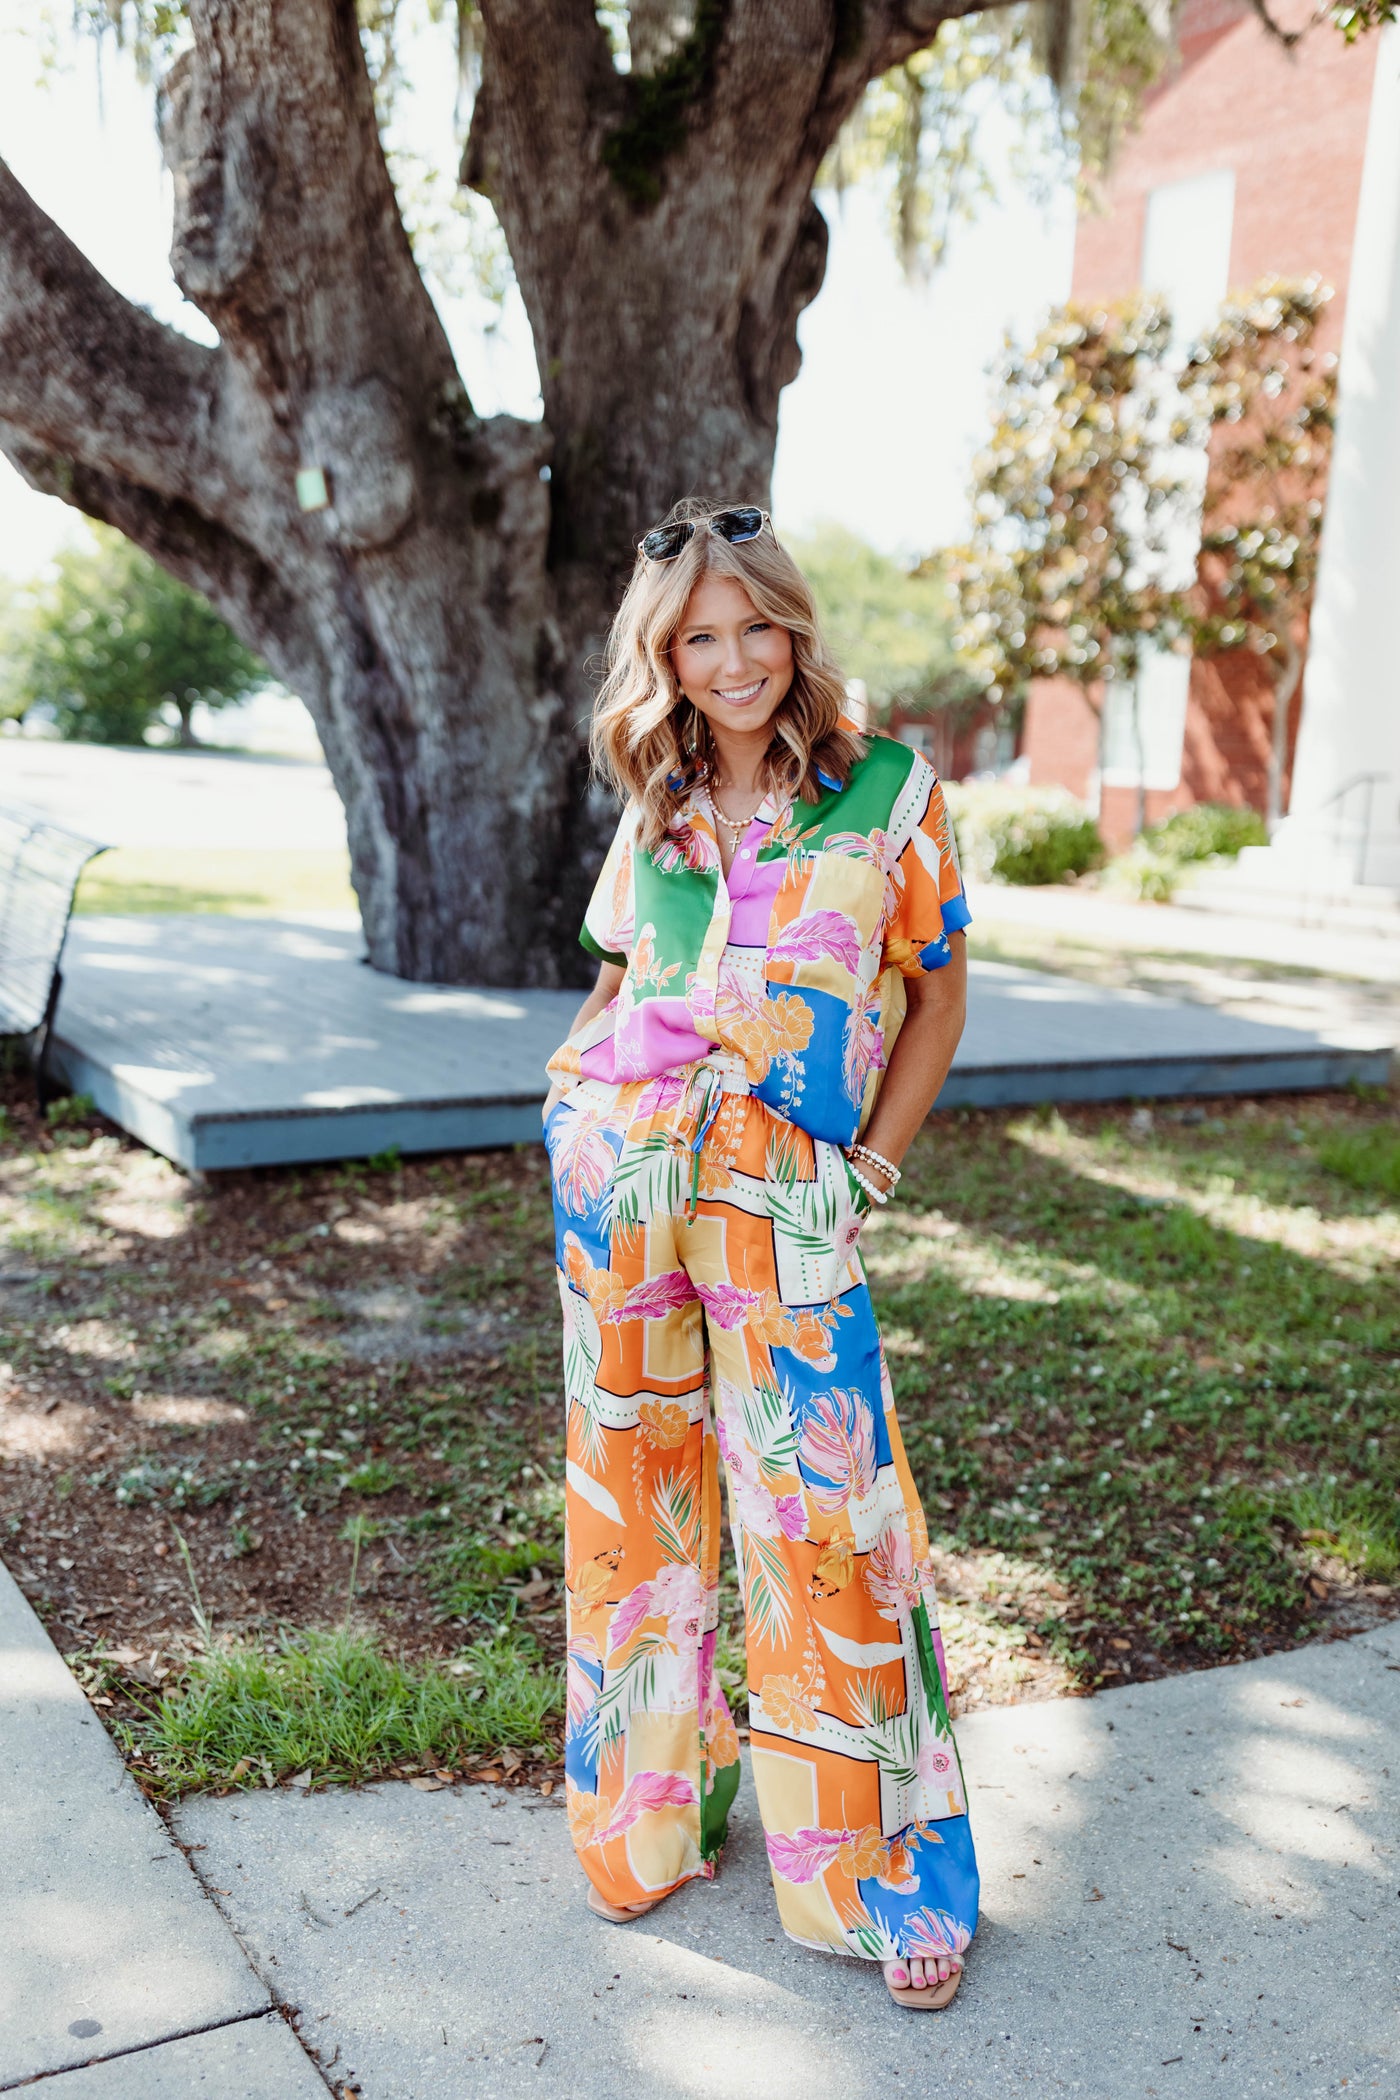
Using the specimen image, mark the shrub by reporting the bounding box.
[943,782,1105,886]
[1106,800,1269,900]
[1102,841,1182,903]
[1143,802,1267,865]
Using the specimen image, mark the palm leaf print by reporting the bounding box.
[742,1531,793,1647]
[765,1826,852,1884]
[763,1117,813,1191]
[763,1178,839,1255]
[561,1301,609,1473]
[616,1270,698,1321]
[568,1391,608,1474]
[694,1280,761,1329]
[841,996,882,1106]
[593,1769,698,1841]
[819,828,883,865]
[767,909,862,975]
[551,1112,616,1213]
[902,1908,972,1961]
[607,1126,681,1235]
[847,1674,897,1731]
[651,1467,701,1566]
[584,1632,666,1757]
[855,1704,921,1790]
[651,821,717,873]
[797,1388,878,1512]
[738,1374,799,1481]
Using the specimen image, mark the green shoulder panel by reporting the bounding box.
[758,734,921,856]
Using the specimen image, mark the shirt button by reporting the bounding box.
[739,848,751,859]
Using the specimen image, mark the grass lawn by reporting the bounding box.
[1,1067,1396,1800]
[75,847,357,917]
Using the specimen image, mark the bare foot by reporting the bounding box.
[883,1953,961,1996]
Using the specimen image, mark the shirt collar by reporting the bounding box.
[672,749,846,839]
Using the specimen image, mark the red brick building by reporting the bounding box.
[1018,0,1379,852]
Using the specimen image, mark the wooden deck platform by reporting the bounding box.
[48,915,1392,1173]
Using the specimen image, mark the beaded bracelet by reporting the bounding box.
[850,1141,901,1186]
[844,1155,889,1206]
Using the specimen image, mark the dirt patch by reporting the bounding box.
[2,1067,1396,1768]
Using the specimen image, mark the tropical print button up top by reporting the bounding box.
[546,734,971,1147]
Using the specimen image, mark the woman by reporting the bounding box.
[540,500,978,2011]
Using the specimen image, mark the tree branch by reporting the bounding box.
[1241,0,1319,48]
[167,0,463,410]
[0,157,219,508]
[464,0,619,205]
[866,0,1026,81]
[2,436,321,699]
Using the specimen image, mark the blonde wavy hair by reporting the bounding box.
[592,497,865,852]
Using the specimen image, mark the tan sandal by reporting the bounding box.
[884,1961,963,2010]
[586,1885,667,1923]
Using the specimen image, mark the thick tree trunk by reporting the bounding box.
[0,0,978,985]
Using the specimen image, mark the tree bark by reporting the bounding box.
[1266,633,1303,834]
[0,0,997,984]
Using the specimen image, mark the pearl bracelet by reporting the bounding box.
[850,1141,901,1185]
[844,1155,889,1206]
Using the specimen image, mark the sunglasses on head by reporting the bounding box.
[637,507,771,562]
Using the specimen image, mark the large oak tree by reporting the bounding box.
[0,0,1102,984]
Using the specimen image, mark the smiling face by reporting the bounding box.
[670,572,795,747]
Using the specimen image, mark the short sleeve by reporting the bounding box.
[881,763,971,975]
[579,803,638,965]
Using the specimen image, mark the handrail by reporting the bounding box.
[1305,769,1390,820]
[1287,771,1394,887]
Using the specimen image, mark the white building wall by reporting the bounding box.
[1100,168,1236,799]
[1272,23,1400,889]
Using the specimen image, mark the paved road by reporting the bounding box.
[2,738,347,853]
[8,739,1397,989]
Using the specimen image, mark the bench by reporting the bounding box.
[0,802,108,1107]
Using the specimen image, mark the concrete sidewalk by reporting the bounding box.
[0,1562,324,2096]
[172,1625,1400,2100]
[967,877,1400,987]
[7,1541,1398,2098]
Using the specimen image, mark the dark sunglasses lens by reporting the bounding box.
[714,508,765,544]
[640,524,693,562]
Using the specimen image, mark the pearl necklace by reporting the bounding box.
[706,779,765,848]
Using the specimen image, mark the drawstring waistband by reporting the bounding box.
[671,1063,729,1222]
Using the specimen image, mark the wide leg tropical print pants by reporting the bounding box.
[546,1063,979,1967]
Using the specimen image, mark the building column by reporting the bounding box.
[1268,23,1400,889]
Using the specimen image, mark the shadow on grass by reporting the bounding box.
[877,1100,1398,1680]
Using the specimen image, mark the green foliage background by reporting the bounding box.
[787,522,985,725]
[7,526,269,744]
